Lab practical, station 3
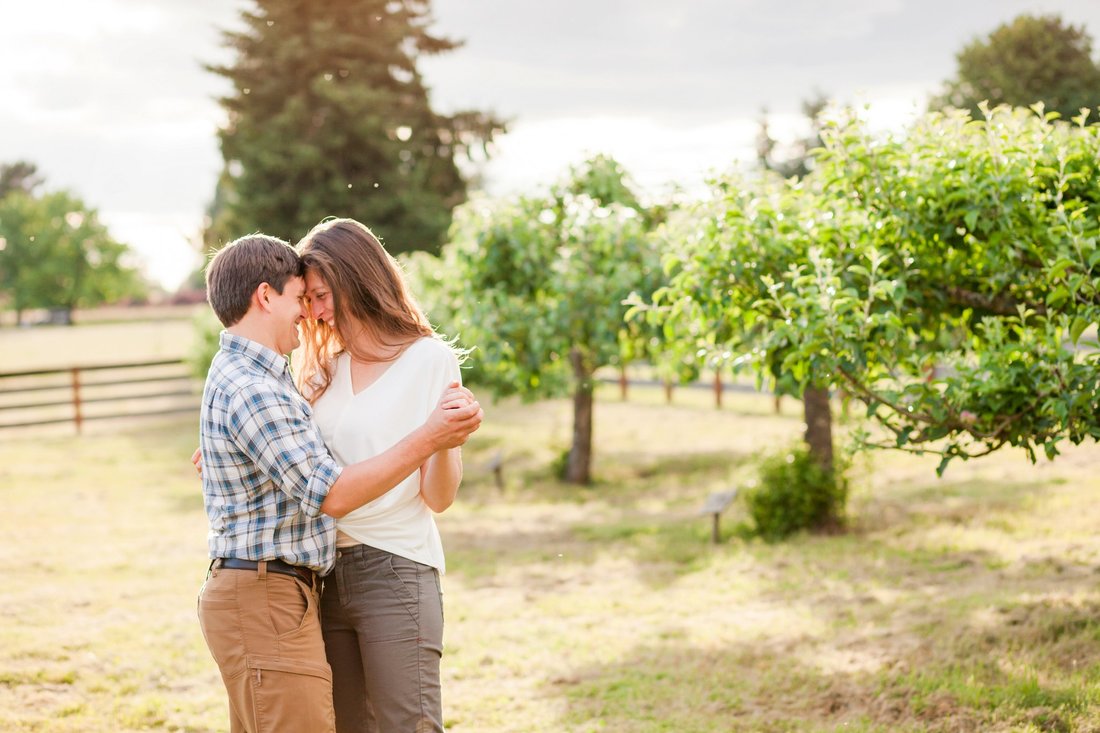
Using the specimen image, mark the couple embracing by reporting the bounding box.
[195,217,481,732]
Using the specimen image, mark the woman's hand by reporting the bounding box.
[191,447,203,477]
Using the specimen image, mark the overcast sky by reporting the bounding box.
[2,0,1099,289]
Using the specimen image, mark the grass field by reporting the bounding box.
[3,381,1100,732]
[3,320,1100,732]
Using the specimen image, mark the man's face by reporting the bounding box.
[270,276,308,355]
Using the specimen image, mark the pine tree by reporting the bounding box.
[207,0,503,254]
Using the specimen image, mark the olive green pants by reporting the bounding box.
[321,544,445,733]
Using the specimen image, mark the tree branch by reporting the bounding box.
[944,286,1047,316]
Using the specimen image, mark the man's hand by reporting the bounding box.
[191,447,203,477]
[425,382,482,450]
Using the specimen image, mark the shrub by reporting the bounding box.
[744,444,848,541]
[188,308,221,381]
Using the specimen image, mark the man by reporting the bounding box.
[196,233,481,732]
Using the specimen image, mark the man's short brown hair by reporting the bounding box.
[205,234,304,327]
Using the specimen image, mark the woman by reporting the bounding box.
[295,217,467,733]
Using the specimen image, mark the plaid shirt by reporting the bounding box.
[200,332,342,574]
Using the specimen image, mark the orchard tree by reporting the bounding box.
[653,104,1100,477]
[0,191,145,324]
[752,91,838,468]
[621,204,706,402]
[934,14,1100,120]
[445,156,659,484]
[643,173,851,475]
[208,0,504,253]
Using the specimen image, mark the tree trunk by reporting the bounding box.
[566,348,593,485]
[803,385,834,474]
[619,365,628,401]
[663,379,674,404]
[713,371,723,409]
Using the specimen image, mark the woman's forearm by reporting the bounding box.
[420,447,463,512]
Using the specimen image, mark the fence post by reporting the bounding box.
[71,367,83,435]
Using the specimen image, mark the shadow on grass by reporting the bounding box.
[852,479,1048,534]
[547,612,1100,733]
[443,522,589,586]
[460,448,749,507]
[546,638,917,733]
[885,594,1100,733]
[445,512,736,589]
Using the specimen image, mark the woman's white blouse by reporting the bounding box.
[311,337,460,572]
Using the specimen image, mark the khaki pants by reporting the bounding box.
[198,562,336,733]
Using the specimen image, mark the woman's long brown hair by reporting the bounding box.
[295,218,438,404]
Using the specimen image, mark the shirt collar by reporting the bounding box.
[219,331,291,380]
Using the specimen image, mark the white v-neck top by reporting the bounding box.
[311,337,461,572]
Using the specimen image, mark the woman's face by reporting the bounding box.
[304,269,336,328]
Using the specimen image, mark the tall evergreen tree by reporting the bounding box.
[755,92,829,180]
[208,0,503,253]
[0,160,43,200]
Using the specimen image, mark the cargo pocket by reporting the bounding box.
[246,655,334,731]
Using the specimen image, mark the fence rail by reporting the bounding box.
[0,358,199,432]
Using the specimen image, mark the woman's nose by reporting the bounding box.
[310,299,324,318]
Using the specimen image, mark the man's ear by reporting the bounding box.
[254,282,272,312]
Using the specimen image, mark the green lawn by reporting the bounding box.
[2,381,1099,732]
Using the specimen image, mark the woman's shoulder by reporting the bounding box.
[406,335,458,363]
[401,336,461,384]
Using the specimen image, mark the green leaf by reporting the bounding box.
[1048,258,1075,280]
[1070,317,1089,346]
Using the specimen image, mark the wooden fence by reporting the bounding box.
[0,358,199,432]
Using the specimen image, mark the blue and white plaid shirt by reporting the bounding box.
[200,332,343,574]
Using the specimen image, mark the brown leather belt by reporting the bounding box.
[214,557,317,587]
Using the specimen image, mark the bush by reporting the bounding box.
[744,444,848,541]
[188,308,222,381]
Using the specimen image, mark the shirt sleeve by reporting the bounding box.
[227,383,343,518]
